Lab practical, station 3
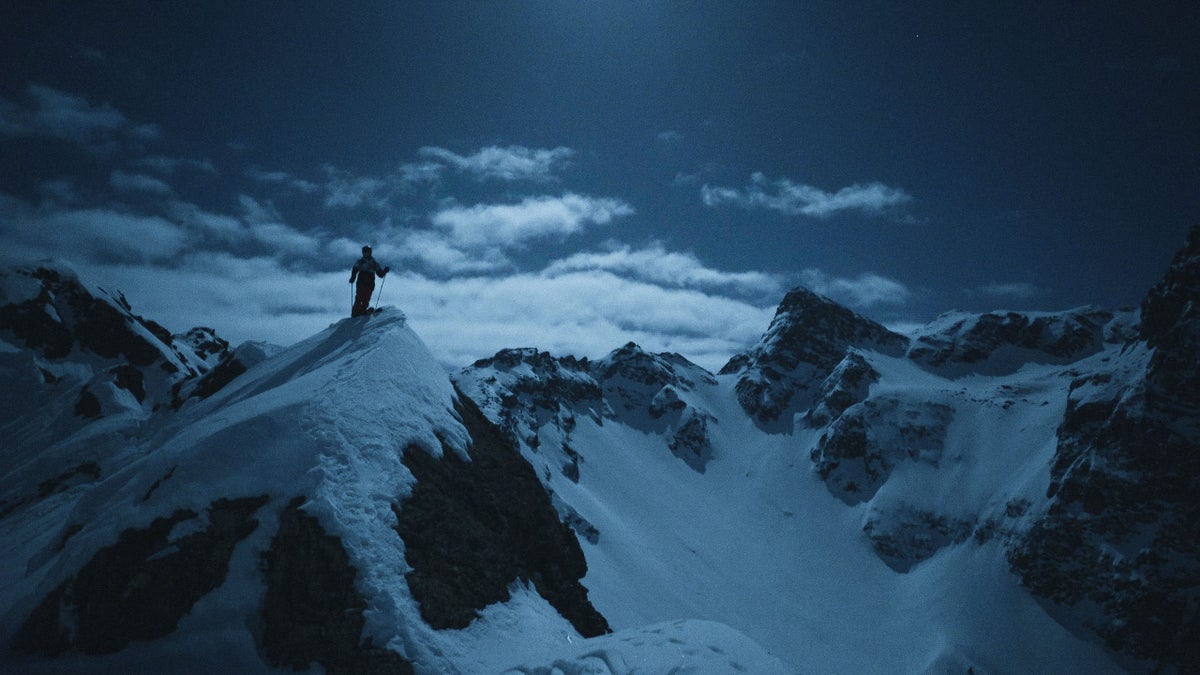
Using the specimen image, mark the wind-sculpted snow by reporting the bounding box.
[506,620,791,674]
[1,306,616,673]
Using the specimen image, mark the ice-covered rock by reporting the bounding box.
[907,306,1137,376]
[811,396,954,504]
[721,287,908,426]
[456,342,719,475]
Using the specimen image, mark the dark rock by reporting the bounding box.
[863,504,976,572]
[805,350,880,427]
[394,389,609,638]
[261,497,412,674]
[908,307,1129,375]
[11,495,269,657]
[74,386,101,418]
[722,288,908,425]
[811,397,954,504]
[111,364,146,403]
[1010,224,1200,670]
[36,462,101,498]
[172,355,247,410]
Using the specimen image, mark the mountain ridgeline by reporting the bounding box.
[0,225,1197,673]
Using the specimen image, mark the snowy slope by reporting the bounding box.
[4,225,1198,673]
[456,346,1126,673]
[454,224,1200,672]
[1,302,782,673]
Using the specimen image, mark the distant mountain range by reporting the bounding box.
[1,225,1197,673]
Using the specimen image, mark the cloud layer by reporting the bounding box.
[0,85,926,372]
[702,172,912,218]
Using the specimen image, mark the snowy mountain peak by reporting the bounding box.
[720,286,908,425]
[0,263,247,503]
[907,306,1138,376]
[3,304,614,672]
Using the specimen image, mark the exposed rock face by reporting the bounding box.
[805,350,879,427]
[11,495,268,657]
[908,306,1136,375]
[0,265,243,424]
[595,343,717,471]
[862,504,978,573]
[721,288,908,426]
[394,390,610,638]
[262,497,413,674]
[456,343,719,476]
[1009,224,1200,670]
[811,396,954,505]
[0,264,253,530]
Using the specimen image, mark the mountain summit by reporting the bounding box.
[0,283,780,672]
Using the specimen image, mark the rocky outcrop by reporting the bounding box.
[0,264,243,423]
[456,342,719,475]
[11,495,268,657]
[1008,224,1200,670]
[0,264,251,529]
[908,307,1136,376]
[811,396,954,505]
[805,350,879,427]
[721,288,908,426]
[262,497,413,674]
[595,343,717,471]
[394,390,610,638]
[862,504,978,573]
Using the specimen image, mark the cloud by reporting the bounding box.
[656,130,683,143]
[0,193,187,264]
[65,249,776,374]
[79,254,349,344]
[419,145,574,182]
[140,155,218,175]
[399,269,775,372]
[800,269,911,308]
[320,166,394,209]
[391,230,511,275]
[165,201,246,244]
[238,194,284,225]
[702,172,912,218]
[974,282,1045,299]
[245,167,320,193]
[431,193,634,250]
[544,242,781,297]
[0,84,159,150]
[39,179,81,205]
[110,170,174,196]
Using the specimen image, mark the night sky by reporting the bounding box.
[3,2,1198,370]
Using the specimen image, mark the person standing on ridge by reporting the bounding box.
[349,245,389,317]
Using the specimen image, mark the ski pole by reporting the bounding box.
[374,275,386,309]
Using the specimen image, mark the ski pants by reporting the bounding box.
[352,282,374,317]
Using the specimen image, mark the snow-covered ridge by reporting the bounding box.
[3,223,1199,673]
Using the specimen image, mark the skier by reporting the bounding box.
[349,245,389,317]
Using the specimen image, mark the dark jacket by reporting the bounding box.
[349,257,387,287]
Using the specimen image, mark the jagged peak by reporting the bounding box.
[1140,223,1200,348]
[908,305,1138,375]
[469,346,590,374]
